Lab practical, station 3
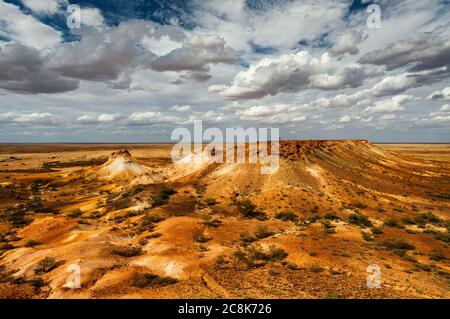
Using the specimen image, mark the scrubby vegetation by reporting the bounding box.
[232,199,267,220]
[111,245,142,257]
[348,213,372,227]
[151,187,176,207]
[275,210,297,222]
[131,272,178,288]
[34,257,60,275]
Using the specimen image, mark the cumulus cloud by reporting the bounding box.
[330,30,366,56]
[80,7,105,28]
[339,115,351,123]
[428,87,450,100]
[128,112,182,125]
[0,112,60,124]
[359,24,450,72]
[0,43,79,94]
[21,0,66,15]
[77,113,123,123]
[215,51,370,100]
[0,1,62,50]
[47,20,158,83]
[152,35,236,72]
[170,105,191,112]
[364,95,416,113]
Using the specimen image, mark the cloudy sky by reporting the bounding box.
[0,0,449,143]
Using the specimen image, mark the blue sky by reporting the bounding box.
[0,0,449,142]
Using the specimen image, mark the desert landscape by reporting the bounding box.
[0,141,449,299]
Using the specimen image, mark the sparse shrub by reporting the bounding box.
[247,245,288,262]
[308,251,318,257]
[348,213,372,227]
[205,198,217,206]
[254,225,274,239]
[0,243,14,251]
[192,230,211,243]
[25,240,40,248]
[231,250,247,270]
[433,231,450,243]
[361,232,373,241]
[275,210,297,222]
[215,255,226,268]
[202,219,222,228]
[112,246,142,257]
[151,187,176,207]
[321,220,336,234]
[232,199,267,220]
[232,199,266,220]
[146,232,162,239]
[34,257,59,274]
[131,272,178,288]
[324,212,340,220]
[382,238,415,251]
[370,227,383,235]
[309,265,324,273]
[239,232,257,246]
[384,218,402,228]
[67,209,83,218]
[429,250,445,261]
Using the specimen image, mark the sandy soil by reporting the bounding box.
[0,142,449,299]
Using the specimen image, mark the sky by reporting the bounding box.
[0,0,449,143]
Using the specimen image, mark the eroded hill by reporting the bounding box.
[0,141,449,298]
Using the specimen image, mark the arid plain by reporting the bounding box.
[0,141,449,299]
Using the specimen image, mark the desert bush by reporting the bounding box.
[324,212,340,220]
[67,209,83,218]
[275,210,297,222]
[131,272,178,288]
[384,218,402,228]
[8,210,32,227]
[429,250,445,261]
[348,213,372,227]
[215,255,226,268]
[0,243,14,251]
[433,231,450,243]
[247,245,288,262]
[192,230,211,243]
[151,187,176,208]
[370,227,383,235]
[361,232,373,241]
[25,240,40,248]
[254,225,274,239]
[321,220,336,234]
[232,199,267,220]
[231,250,247,270]
[34,257,59,275]
[239,232,257,246]
[202,219,222,228]
[382,238,415,251]
[111,246,142,257]
[309,265,324,273]
[146,232,162,239]
[205,198,217,206]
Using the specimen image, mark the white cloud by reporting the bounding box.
[80,7,105,28]
[0,112,60,124]
[170,105,191,112]
[21,0,66,15]
[0,1,62,50]
[339,115,351,123]
[428,87,450,100]
[330,30,366,56]
[364,95,416,114]
[215,51,370,99]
